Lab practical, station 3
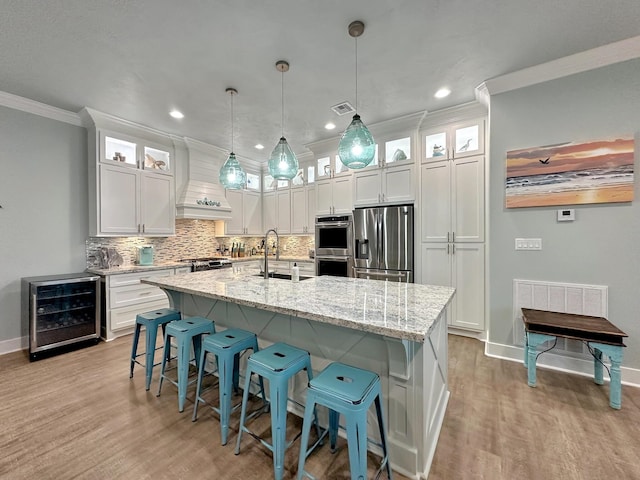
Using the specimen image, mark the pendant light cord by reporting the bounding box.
[281,69,285,137]
[230,91,234,153]
[354,35,358,114]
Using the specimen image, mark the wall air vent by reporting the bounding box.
[331,101,355,116]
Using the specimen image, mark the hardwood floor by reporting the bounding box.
[1,334,638,479]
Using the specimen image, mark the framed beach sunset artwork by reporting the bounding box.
[505,137,635,208]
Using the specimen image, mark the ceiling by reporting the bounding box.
[2,0,640,162]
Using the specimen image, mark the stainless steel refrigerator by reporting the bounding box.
[353,205,414,282]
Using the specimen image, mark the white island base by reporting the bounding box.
[165,289,450,479]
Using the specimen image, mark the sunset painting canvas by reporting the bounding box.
[505,137,635,208]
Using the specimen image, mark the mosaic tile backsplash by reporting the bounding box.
[86,219,315,267]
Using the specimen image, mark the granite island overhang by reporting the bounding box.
[143,268,455,479]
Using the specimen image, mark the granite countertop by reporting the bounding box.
[86,262,187,276]
[230,255,314,264]
[142,266,455,343]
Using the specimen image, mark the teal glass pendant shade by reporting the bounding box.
[219,153,246,189]
[338,114,375,169]
[268,136,298,180]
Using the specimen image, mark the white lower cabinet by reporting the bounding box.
[101,268,183,341]
[421,242,485,331]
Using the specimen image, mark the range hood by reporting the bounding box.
[175,138,232,220]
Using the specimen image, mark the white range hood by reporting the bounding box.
[175,138,232,220]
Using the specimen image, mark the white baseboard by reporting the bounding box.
[0,336,27,356]
[485,340,640,388]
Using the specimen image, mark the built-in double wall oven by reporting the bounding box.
[315,214,354,277]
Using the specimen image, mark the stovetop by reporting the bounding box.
[179,257,232,271]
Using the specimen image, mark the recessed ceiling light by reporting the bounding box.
[255,144,264,150]
[169,110,184,119]
[434,88,451,99]
[325,122,336,130]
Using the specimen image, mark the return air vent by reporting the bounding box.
[331,101,355,116]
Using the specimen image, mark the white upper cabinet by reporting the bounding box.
[291,185,315,234]
[316,176,353,215]
[423,118,485,162]
[223,189,262,236]
[353,133,414,206]
[89,123,175,237]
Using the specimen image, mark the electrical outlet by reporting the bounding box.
[515,238,542,250]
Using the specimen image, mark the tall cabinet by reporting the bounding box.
[419,115,486,332]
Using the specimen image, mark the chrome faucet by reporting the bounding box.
[263,228,279,279]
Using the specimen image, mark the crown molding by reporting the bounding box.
[417,101,487,131]
[484,35,640,95]
[0,91,83,126]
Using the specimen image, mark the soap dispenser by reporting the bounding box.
[291,262,300,282]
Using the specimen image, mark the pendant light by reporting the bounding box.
[338,20,375,169]
[268,60,299,181]
[219,87,247,189]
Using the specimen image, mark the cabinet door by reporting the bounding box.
[306,186,316,232]
[290,187,307,234]
[452,155,484,242]
[225,189,245,235]
[452,119,484,159]
[262,192,277,231]
[353,169,381,207]
[315,180,333,215]
[420,242,452,289]
[420,162,451,243]
[383,164,414,204]
[332,176,353,214]
[276,190,291,234]
[99,164,139,235]
[451,243,485,331]
[140,173,174,235]
[423,128,450,163]
[244,191,262,235]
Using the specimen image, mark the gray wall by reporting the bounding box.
[0,106,88,343]
[489,59,640,368]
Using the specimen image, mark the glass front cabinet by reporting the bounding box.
[91,128,175,237]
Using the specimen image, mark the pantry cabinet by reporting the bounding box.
[421,242,485,331]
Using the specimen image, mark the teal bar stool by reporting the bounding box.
[297,362,393,480]
[157,316,215,412]
[234,343,323,480]
[130,308,181,390]
[192,328,266,445]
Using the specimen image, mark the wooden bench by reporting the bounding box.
[522,308,627,409]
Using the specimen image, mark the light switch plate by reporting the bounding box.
[515,238,543,250]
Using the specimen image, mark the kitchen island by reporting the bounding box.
[143,267,454,479]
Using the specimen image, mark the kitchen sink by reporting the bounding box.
[254,273,313,281]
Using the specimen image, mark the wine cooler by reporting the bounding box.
[22,273,101,361]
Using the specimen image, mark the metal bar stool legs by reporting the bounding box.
[129,308,181,390]
[192,328,266,445]
[234,343,323,480]
[297,362,392,480]
[157,317,215,412]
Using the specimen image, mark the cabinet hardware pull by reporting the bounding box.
[452,232,455,242]
[142,224,145,233]
[139,291,151,296]
[452,244,456,255]
[446,244,449,255]
[447,232,450,242]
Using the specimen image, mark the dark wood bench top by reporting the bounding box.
[522,308,627,347]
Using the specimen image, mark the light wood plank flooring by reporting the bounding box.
[1,335,638,479]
